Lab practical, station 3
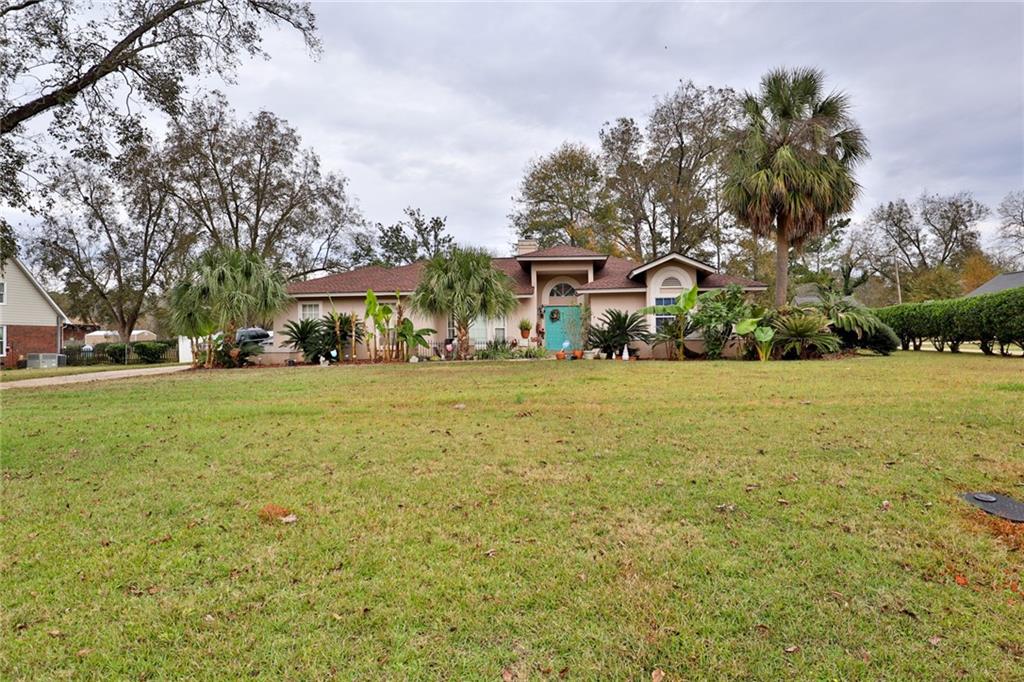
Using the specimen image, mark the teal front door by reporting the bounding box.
[545,305,581,351]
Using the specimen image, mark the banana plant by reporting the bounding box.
[396,319,435,360]
[637,285,698,360]
[364,289,394,361]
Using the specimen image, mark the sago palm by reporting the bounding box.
[411,247,517,360]
[723,67,869,308]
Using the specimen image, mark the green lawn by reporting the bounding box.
[0,362,174,382]
[2,353,1022,679]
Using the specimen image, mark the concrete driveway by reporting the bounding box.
[0,365,190,391]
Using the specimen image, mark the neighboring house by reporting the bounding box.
[0,258,70,368]
[965,271,1024,297]
[64,319,101,343]
[267,241,766,361]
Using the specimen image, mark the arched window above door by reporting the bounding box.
[549,282,577,298]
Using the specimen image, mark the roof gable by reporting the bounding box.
[4,258,69,323]
[627,252,717,278]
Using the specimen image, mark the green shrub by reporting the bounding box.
[105,343,129,363]
[773,312,841,359]
[875,287,1024,355]
[475,340,514,360]
[133,341,168,364]
[588,309,650,358]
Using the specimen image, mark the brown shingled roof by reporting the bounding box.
[286,258,533,296]
[576,257,645,291]
[516,245,608,260]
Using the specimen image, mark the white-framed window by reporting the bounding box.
[447,314,505,344]
[654,297,676,333]
[549,282,577,298]
[299,302,321,321]
[0,325,6,357]
[0,280,6,304]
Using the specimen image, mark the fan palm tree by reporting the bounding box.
[723,67,869,308]
[171,249,291,367]
[411,247,517,360]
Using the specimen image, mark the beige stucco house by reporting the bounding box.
[265,241,766,362]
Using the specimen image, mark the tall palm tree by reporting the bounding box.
[411,247,517,359]
[171,248,291,366]
[723,67,868,307]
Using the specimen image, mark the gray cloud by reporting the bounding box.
[220,1,1023,253]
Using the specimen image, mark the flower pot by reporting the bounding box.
[555,351,566,360]
[583,350,598,360]
[520,329,530,339]
[572,350,583,359]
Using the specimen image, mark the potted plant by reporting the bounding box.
[518,318,532,339]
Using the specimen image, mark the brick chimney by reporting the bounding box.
[516,239,539,256]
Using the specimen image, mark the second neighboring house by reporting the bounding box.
[0,258,70,369]
[266,241,766,361]
[965,271,1024,297]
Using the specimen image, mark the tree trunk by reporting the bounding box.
[457,324,470,360]
[774,226,790,308]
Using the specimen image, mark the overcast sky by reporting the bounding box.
[194,2,1022,253]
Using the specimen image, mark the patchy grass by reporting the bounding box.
[0,363,174,382]
[2,353,1022,679]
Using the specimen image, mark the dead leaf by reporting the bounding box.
[258,504,292,523]
[651,668,666,682]
[485,548,497,558]
[928,635,943,647]
[203,614,215,623]
[558,668,569,679]
[331,613,343,621]
[47,629,64,638]
[279,514,298,524]
[454,403,466,410]
[954,574,968,586]
[881,500,892,511]
[501,668,514,681]
[784,645,800,654]
[777,498,790,506]
[76,648,92,658]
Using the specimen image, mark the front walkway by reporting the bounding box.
[0,365,189,391]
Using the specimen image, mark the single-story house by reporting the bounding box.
[0,258,70,368]
[965,271,1024,297]
[266,241,766,361]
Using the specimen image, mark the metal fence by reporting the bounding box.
[63,343,179,366]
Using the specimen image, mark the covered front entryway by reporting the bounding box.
[544,305,582,351]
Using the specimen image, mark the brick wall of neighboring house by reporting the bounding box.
[3,324,60,369]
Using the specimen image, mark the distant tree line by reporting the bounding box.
[511,73,1022,307]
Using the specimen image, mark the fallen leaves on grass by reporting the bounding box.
[928,635,943,647]
[881,500,892,511]
[258,504,297,524]
[47,629,63,638]
[954,574,969,587]
[784,645,800,654]
[966,510,1024,551]
[502,667,514,681]
[651,669,666,682]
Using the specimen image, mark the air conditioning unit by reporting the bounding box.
[26,353,67,369]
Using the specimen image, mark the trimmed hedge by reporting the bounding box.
[875,287,1024,355]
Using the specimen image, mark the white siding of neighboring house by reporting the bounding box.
[0,259,64,326]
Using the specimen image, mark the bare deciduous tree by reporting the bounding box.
[34,144,194,341]
[164,94,363,280]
